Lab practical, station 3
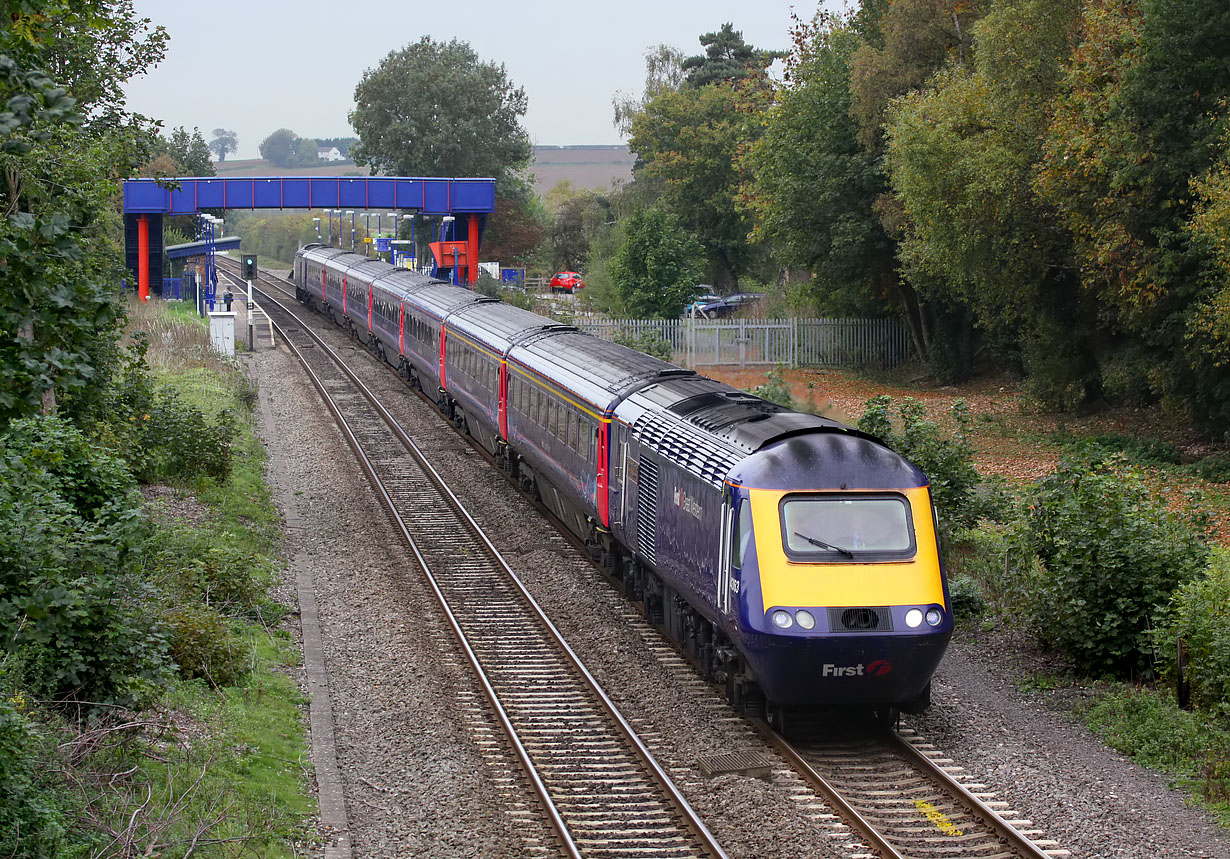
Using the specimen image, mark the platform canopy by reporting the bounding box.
[165,236,240,259]
[122,176,495,215]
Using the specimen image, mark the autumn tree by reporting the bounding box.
[628,25,779,290]
[884,0,1086,395]
[849,0,988,150]
[1034,0,1230,425]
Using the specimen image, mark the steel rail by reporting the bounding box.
[889,732,1056,859]
[233,264,728,859]
[751,720,907,859]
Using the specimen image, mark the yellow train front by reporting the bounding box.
[723,431,951,712]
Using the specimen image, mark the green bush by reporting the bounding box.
[946,574,986,619]
[858,396,984,541]
[1,416,137,522]
[1155,548,1230,716]
[0,420,169,706]
[163,603,248,687]
[142,524,264,614]
[0,698,66,857]
[949,521,1033,616]
[1078,433,1182,467]
[1026,447,1210,676]
[751,364,794,408]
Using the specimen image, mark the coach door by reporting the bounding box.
[718,493,734,614]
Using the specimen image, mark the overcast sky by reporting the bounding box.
[122,0,832,160]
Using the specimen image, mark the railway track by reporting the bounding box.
[219,260,1067,859]
[759,721,1067,859]
[217,262,727,859]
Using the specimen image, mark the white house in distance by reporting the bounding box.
[317,146,344,162]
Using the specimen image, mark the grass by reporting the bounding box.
[1078,685,1230,826]
[60,296,318,855]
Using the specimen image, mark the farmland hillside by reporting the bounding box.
[214,145,633,196]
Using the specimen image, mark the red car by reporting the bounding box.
[549,271,584,293]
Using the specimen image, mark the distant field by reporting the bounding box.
[215,146,633,196]
[214,159,367,177]
[528,146,634,195]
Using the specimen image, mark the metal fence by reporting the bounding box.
[572,316,912,369]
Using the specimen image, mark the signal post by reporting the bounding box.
[242,253,257,351]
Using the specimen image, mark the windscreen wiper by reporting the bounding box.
[793,531,855,559]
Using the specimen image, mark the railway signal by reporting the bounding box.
[242,253,258,279]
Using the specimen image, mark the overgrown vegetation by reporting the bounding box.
[0,304,313,855]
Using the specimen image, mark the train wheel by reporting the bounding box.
[868,706,900,730]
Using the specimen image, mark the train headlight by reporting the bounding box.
[795,610,816,630]
[925,608,944,627]
[905,608,924,628]
[771,610,793,629]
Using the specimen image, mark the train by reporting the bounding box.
[292,244,952,720]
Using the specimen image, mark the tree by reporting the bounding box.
[164,125,213,175]
[883,0,1087,395]
[742,14,899,319]
[612,44,685,136]
[682,22,784,88]
[259,127,300,168]
[0,0,167,423]
[349,37,531,182]
[209,127,237,161]
[1034,0,1230,426]
[849,0,988,150]
[608,207,706,318]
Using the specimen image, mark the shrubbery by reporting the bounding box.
[858,396,987,542]
[106,334,237,485]
[1155,548,1230,716]
[1024,447,1209,676]
[613,330,673,362]
[0,418,168,706]
[751,364,794,408]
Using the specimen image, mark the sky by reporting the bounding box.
[122,0,830,160]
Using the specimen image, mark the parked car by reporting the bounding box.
[693,292,766,318]
[549,271,585,293]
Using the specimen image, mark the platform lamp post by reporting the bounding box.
[362,212,373,256]
[312,217,321,242]
[347,211,355,250]
[322,209,332,246]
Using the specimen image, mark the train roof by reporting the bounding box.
[512,330,693,414]
[407,281,489,320]
[448,301,571,354]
